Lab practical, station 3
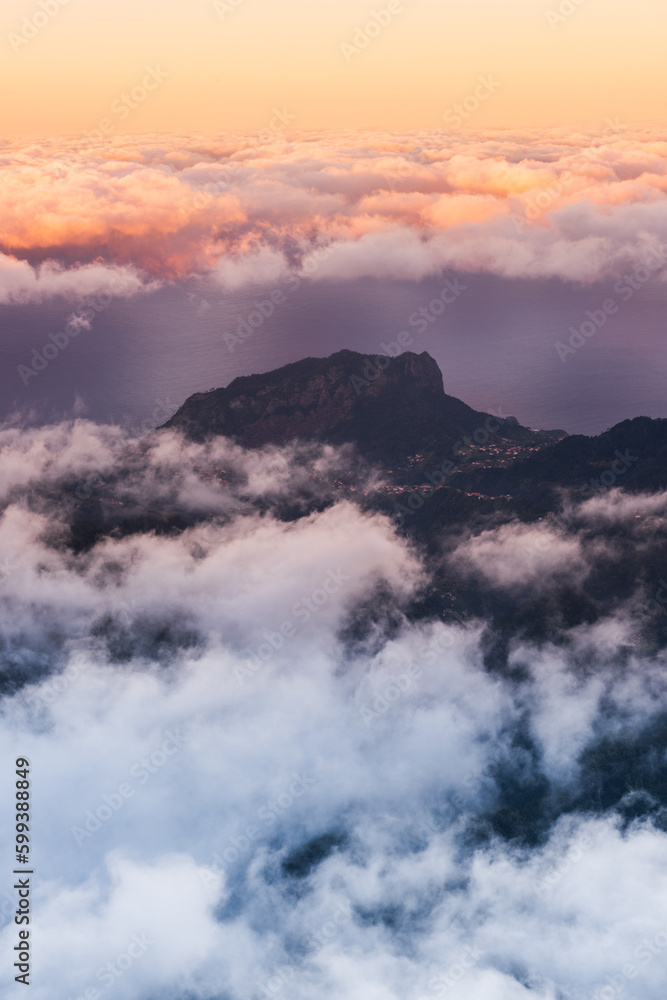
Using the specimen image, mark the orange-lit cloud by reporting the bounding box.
[2,128,667,302]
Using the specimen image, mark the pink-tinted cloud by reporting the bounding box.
[2,128,667,294]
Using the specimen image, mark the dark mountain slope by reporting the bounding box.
[163,349,564,464]
[454,416,667,498]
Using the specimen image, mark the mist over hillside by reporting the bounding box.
[1,351,666,999]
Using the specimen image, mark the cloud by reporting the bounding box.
[2,421,667,997]
[2,129,667,295]
[448,522,590,591]
[0,254,159,305]
[575,488,667,524]
[211,245,291,290]
[28,853,220,999]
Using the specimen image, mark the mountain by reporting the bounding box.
[53,350,667,557]
[453,415,667,499]
[162,349,565,466]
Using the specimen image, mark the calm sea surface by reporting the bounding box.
[1,272,666,436]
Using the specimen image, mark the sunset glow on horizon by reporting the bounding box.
[1,0,666,134]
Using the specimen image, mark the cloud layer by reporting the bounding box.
[1,420,667,998]
[2,127,667,300]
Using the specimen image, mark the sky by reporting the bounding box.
[1,0,666,133]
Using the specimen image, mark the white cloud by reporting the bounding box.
[0,424,666,998]
[0,254,159,306]
[449,522,590,590]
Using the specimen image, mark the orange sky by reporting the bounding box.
[1,0,666,133]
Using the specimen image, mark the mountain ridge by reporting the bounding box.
[162,349,567,464]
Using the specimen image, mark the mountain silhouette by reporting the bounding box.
[163,349,564,463]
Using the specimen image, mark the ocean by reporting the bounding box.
[2,271,666,436]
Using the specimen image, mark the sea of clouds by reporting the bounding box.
[1,127,667,308]
[1,419,667,999]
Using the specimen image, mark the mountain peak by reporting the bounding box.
[162,349,554,462]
